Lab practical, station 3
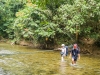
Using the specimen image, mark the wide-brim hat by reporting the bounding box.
[61,44,65,46]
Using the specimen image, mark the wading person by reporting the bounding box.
[69,44,80,65]
[58,44,68,61]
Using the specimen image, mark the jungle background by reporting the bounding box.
[0,0,100,54]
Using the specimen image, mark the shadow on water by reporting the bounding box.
[0,43,100,75]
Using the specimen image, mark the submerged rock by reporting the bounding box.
[0,68,6,75]
[0,50,14,55]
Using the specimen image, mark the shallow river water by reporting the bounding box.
[0,43,100,75]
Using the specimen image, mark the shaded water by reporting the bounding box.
[0,43,100,75]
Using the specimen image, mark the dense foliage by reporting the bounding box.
[0,0,100,48]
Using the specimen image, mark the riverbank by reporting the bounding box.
[0,39,100,55]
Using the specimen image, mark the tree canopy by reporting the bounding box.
[0,0,100,48]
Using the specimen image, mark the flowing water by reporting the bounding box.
[0,43,100,75]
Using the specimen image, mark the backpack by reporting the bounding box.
[65,46,68,56]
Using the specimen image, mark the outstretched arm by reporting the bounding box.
[58,48,62,50]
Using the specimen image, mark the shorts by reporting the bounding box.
[60,52,64,56]
[72,56,77,61]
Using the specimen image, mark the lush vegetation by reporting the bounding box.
[0,0,100,48]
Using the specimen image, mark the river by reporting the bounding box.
[0,43,100,75]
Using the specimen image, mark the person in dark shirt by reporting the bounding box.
[69,44,80,65]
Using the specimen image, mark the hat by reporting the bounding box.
[73,44,77,49]
[61,44,65,46]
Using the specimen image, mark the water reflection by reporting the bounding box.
[59,61,67,75]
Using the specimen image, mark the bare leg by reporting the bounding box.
[74,61,76,64]
[61,56,64,61]
[72,58,74,64]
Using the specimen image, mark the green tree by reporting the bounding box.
[55,0,100,43]
[0,0,25,38]
[0,0,100,48]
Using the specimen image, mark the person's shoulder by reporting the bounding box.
[76,49,80,52]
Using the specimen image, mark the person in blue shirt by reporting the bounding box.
[69,44,80,65]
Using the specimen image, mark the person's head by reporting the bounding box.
[73,44,77,49]
[61,44,65,47]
